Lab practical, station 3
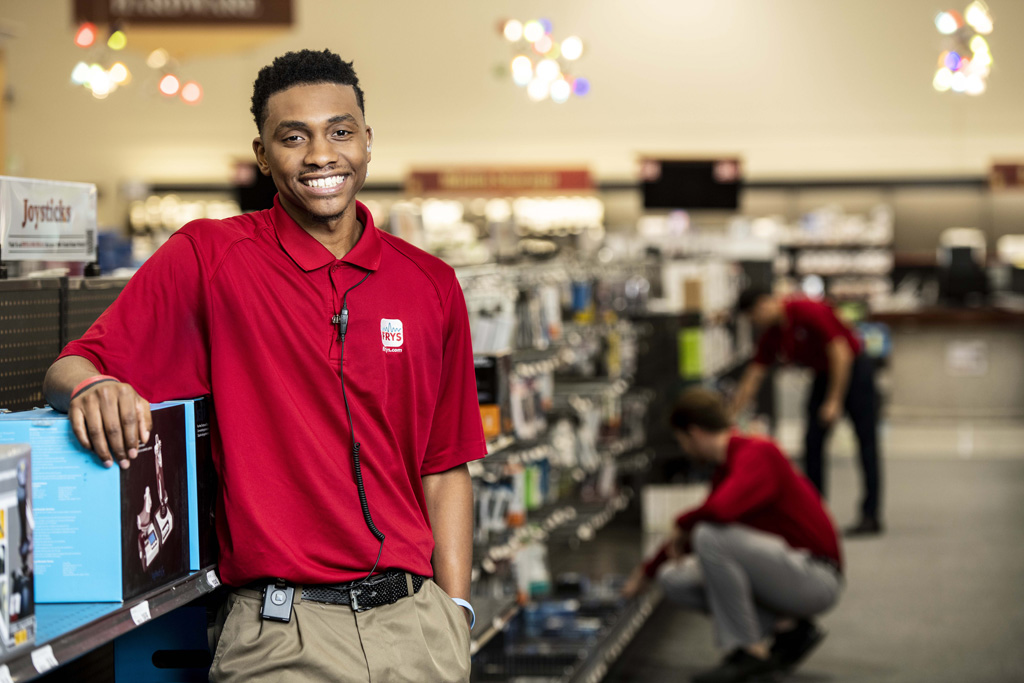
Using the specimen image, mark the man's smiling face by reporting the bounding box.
[254,82,372,227]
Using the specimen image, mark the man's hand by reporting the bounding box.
[622,565,650,599]
[69,382,152,470]
[665,525,690,559]
[818,398,842,426]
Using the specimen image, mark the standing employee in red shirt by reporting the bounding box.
[624,388,843,683]
[43,50,484,682]
[730,290,882,536]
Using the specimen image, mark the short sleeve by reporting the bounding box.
[753,327,780,366]
[58,233,211,403]
[421,277,487,475]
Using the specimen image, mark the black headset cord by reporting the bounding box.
[336,270,385,585]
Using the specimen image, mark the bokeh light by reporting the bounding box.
[539,18,553,34]
[107,30,127,51]
[965,73,986,95]
[533,35,553,55]
[503,19,523,42]
[573,77,591,96]
[535,58,561,82]
[945,51,962,71]
[181,81,202,104]
[527,78,550,102]
[147,49,170,70]
[511,56,533,86]
[550,78,572,104]
[561,36,584,61]
[965,1,993,34]
[950,71,968,92]
[935,12,958,34]
[109,62,130,84]
[159,73,181,96]
[71,62,90,86]
[74,23,97,48]
[90,70,112,98]
[933,67,954,91]
[523,20,544,43]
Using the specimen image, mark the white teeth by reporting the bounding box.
[305,175,344,189]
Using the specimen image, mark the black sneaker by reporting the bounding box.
[692,649,776,683]
[771,619,826,672]
[844,517,884,537]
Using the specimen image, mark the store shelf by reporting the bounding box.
[2,567,220,682]
[565,586,664,683]
[470,596,521,656]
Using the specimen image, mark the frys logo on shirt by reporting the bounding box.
[381,319,404,353]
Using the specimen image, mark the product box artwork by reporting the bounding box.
[0,444,34,655]
[0,404,191,602]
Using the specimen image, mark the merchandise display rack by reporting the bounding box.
[0,566,219,682]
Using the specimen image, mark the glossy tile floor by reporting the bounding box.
[607,420,1024,683]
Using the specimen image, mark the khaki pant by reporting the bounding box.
[658,523,842,652]
[209,579,471,682]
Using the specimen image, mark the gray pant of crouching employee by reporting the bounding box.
[657,523,842,652]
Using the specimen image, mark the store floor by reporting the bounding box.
[607,420,1024,683]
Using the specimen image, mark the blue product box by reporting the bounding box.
[161,398,218,571]
[0,404,190,602]
[0,444,35,654]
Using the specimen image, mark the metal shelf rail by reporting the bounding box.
[1,567,220,682]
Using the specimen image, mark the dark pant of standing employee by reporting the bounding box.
[804,353,881,520]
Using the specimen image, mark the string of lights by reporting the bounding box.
[932,1,993,95]
[69,23,202,105]
[498,18,589,104]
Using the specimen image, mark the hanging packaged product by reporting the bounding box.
[0,403,194,602]
[0,444,35,655]
[476,353,513,439]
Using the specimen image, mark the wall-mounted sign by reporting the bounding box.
[407,168,593,196]
[990,163,1024,190]
[74,0,293,26]
[0,177,97,262]
[640,158,743,211]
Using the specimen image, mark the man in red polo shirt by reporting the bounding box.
[43,50,483,682]
[730,290,882,536]
[624,388,843,683]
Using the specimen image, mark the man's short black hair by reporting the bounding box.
[736,288,772,315]
[251,49,365,134]
[670,388,732,433]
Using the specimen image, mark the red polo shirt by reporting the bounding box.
[753,297,861,372]
[644,434,842,577]
[59,197,487,586]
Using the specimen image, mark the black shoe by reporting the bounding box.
[844,517,884,537]
[771,619,826,672]
[692,649,776,683]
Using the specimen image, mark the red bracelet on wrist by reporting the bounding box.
[70,375,119,400]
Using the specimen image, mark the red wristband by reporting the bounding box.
[71,375,119,400]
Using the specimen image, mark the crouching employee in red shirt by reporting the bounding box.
[624,388,843,683]
[731,290,882,536]
[43,50,485,682]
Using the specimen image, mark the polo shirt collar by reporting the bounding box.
[724,432,745,468]
[272,195,382,272]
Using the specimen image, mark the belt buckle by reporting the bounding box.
[349,586,369,613]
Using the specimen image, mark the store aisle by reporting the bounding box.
[608,428,1024,683]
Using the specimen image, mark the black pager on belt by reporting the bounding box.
[260,579,295,622]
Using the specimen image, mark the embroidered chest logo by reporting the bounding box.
[381,318,404,353]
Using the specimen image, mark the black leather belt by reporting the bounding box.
[247,571,425,612]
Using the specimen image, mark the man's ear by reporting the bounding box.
[253,136,272,176]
